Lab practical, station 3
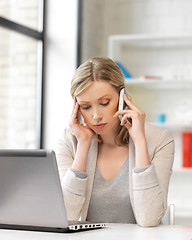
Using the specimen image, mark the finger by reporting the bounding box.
[121,113,133,126]
[114,109,134,118]
[124,119,132,129]
[123,94,141,112]
[119,113,132,128]
[70,102,80,125]
[73,102,79,114]
[72,97,77,111]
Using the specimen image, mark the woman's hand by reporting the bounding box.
[69,98,94,144]
[114,94,146,145]
[114,94,150,167]
[69,98,94,172]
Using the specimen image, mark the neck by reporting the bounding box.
[99,125,120,147]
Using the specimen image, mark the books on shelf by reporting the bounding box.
[182,132,192,168]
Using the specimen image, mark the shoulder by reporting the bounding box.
[57,128,98,154]
[145,123,173,143]
[57,128,78,154]
[62,128,77,144]
[145,123,174,154]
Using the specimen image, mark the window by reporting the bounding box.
[0,0,42,30]
[0,0,45,149]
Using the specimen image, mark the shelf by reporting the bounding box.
[109,34,192,81]
[125,78,192,89]
[175,208,192,218]
[148,122,192,131]
[173,168,192,174]
[109,34,192,52]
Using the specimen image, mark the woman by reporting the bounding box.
[56,57,174,227]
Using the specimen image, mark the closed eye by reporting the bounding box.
[81,105,90,110]
[101,101,109,106]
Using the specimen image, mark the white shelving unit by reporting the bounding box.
[109,34,192,75]
[108,33,192,133]
[108,34,192,223]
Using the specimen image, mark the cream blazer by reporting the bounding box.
[56,124,174,227]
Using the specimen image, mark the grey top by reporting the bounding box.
[71,159,150,223]
[86,156,136,223]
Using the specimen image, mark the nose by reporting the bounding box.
[92,108,102,122]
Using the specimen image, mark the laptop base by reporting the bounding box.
[0,223,69,233]
[0,222,106,233]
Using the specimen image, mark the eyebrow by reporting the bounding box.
[78,95,111,104]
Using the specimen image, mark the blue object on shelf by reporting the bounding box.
[157,113,166,123]
[115,61,132,78]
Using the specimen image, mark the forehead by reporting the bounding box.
[76,81,118,102]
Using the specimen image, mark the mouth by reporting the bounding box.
[93,123,107,129]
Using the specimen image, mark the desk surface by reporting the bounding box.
[0,224,192,240]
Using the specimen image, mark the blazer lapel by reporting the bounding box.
[81,137,98,220]
[129,137,135,212]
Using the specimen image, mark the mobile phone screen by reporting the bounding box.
[118,88,132,123]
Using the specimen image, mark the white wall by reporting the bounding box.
[82,0,192,59]
[43,1,78,149]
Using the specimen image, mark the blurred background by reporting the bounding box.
[0,0,192,225]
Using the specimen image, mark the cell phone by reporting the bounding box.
[118,88,132,123]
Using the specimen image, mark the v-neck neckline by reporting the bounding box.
[96,155,128,184]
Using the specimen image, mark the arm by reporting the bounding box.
[114,95,174,227]
[56,99,93,220]
[56,129,90,221]
[114,94,151,168]
[132,129,174,227]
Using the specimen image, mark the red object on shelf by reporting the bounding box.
[143,75,162,80]
[182,132,192,168]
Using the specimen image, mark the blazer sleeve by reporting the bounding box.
[56,129,88,221]
[131,128,175,227]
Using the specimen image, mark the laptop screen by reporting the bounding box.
[0,149,68,229]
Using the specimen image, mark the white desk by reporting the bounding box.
[0,224,192,240]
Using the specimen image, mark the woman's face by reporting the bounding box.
[76,81,120,136]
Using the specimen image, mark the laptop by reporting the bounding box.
[0,149,106,232]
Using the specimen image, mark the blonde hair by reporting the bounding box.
[70,57,130,147]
